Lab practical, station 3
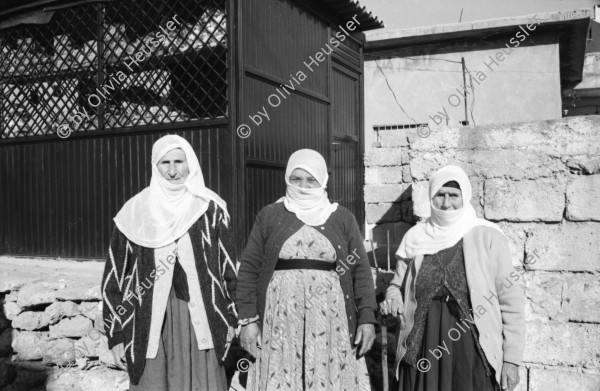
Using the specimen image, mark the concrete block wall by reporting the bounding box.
[364,115,600,390]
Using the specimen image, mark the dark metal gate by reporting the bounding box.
[0,0,233,258]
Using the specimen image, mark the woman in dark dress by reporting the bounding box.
[101,135,237,390]
[380,165,525,391]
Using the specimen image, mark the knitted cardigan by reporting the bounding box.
[386,226,525,384]
[101,201,238,385]
[236,202,377,345]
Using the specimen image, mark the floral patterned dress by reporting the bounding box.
[245,225,371,391]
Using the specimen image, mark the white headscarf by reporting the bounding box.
[397,165,504,258]
[114,135,226,248]
[277,149,338,226]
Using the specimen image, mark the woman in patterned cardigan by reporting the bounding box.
[101,135,237,390]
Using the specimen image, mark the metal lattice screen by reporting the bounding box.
[0,0,228,139]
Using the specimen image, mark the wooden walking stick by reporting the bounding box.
[371,240,389,391]
[381,313,389,391]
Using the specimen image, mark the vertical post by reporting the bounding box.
[461,57,469,125]
[96,2,105,130]
[386,230,391,271]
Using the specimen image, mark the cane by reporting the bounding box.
[371,242,389,391]
[381,313,389,391]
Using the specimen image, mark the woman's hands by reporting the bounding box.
[501,362,520,391]
[379,298,402,317]
[240,323,262,358]
[110,343,127,371]
[355,324,376,356]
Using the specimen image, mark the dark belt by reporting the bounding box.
[274,258,336,271]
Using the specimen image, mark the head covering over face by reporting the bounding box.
[397,165,504,258]
[114,135,226,248]
[277,149,338,226]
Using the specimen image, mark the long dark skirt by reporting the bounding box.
[130,287,228,391]
[398,299,498,391]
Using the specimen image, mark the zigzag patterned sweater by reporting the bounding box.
[101,201,238,385]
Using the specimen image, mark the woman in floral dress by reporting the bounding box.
[236,149,377,390]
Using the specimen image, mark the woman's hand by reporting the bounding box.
[354,324,375,356]
[501,362,520,391]
[240,323,262,358]
[379,298,402,317]
[110,343,127,371]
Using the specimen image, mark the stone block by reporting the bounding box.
[364,185,406,203]
[525,223,600,271]
[16,282,61,308]
[4,291,18,302]
[12,330,48,360]
[411,181,430,219]
[408,152,459,182]
[410,117,600,156]
[49,316,92,339]
[566,175,600,221]
[566,156,600,175]
[496,223,531,266]
[44,301,80,325]
[77,302,100,321]
[4,301,22,320]
[401,149,410,165]
[365,167,403,184]
[378,129,409,147]
[45,366,129,391]
[42,338,79,367]
[56,284,102,301]
[524,321,600,367]
[12,311,47,331]
[526,272,600,323]
[484,179,565,222]
[410,150,566,182]
[364,148,404,166]
[529,366,600,391]
[402,165,412,183]
[366,204,401,224]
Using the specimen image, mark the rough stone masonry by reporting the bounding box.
[365,115,600,391]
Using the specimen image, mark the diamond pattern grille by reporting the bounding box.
[0,0,228,139]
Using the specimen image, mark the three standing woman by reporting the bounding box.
[101,135,238,391]
[101,137,525,391]
[380,165,525,391]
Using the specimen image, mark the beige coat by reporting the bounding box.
[386,226,525,384]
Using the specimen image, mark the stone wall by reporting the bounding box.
[0,257,128,391]
[364,115,600,390]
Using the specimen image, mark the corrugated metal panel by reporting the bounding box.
[0,127,231,258]
[329,139,361,218]
[329,61,363,226]
[244,164,285,235]
[242,76,328,161]
[331,67,359,136]
[242,0,329,97]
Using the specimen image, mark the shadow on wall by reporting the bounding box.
[364,185,415,391]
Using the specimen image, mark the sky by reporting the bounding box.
[359,0,600,30]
